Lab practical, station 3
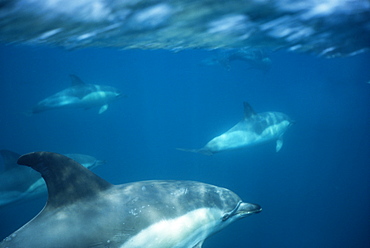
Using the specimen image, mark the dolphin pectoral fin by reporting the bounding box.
[176,148,213,156]
[276,137,283,152]
[193,240,204,248]
[99,104,108,114]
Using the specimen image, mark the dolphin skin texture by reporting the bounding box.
[178,102,293,155]
[0,152,261,248]
[31,74,122,114]
[0,149,105,207]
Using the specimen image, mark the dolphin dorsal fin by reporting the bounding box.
[17,152,113,209]
[0,149,21,171]
[69,74,86,86]
[243,102,256,119]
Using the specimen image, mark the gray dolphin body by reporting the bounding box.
[0,150,105,207]
[200,49,272,72]
[31,75,122,114]
[0,152,261,248]
[179,102,293,155]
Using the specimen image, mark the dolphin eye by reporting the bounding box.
[222,213,230,221]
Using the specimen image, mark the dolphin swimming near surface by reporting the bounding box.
[0,152,261,248]
[31,74,122,114]
[178,102,293,155]
[0,149,105,208]
[200,49,272,72]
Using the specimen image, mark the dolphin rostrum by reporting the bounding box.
[178,102,293,155]
[31,74,122,114]
[0,152,261,247]
[0,149,105,207]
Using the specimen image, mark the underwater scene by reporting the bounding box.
[0,0,370,247]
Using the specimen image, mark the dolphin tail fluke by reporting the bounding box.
[176,148,213,156]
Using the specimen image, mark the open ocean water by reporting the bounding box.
[0,1,370,247]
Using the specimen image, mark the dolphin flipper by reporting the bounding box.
[99,104,109,114]
[193,240,204,248]
[276,137,283,152]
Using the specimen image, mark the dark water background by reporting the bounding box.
[0,45,369,247]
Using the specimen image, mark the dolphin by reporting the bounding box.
[0,150,105,207]
[178,102,293,155]
[200,49,272,72]
[31,74,122,114]
[0,152,261,248]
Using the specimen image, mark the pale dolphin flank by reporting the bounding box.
[0,152,261,248]
[178,102,293,155]
[31,74,122,114]
[0,150,105,207]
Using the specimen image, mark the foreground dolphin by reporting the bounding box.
[178,102,293,155]
[31,74,122,114]
[0,150,105,207]
[0,152,261,247]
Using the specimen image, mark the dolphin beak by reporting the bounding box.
[222,201,262,221]
[237,202,262,216]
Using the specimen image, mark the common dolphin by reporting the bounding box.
[200,49,272,72]
[31,74,122,114]
[0,150,105,207]
[178,102,293,155]
[0,152,261,247]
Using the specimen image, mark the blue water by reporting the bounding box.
[0,45,369,247]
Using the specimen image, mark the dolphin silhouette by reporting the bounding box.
[31,74,122,114]
[0,152,261,247]
[178,102,293,155]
